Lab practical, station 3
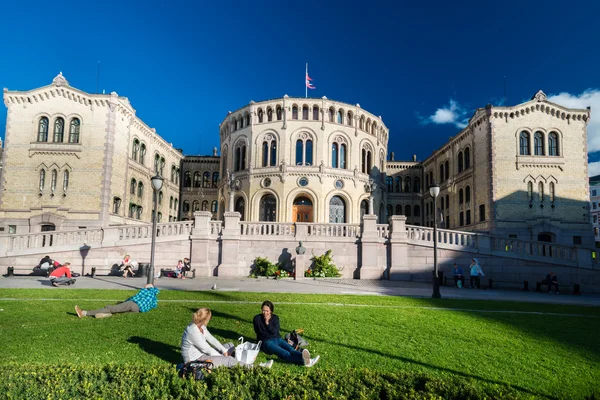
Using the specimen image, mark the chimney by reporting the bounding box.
[390,152,395,161]
[213,147,218,157]
[412,154,417,162]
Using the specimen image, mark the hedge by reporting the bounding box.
[0,363,540,399]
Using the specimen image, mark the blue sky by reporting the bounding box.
[2,0,600,173]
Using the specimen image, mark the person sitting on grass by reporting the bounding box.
[253,300,319,367]
[181,308,273,369]
[545,272,559,294]
[75,283,159,319]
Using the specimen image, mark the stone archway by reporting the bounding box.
[292,196,313,222]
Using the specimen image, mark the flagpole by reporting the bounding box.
[305,63,308,98]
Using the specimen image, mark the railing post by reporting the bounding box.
[101,226,121,247]
[218,211,242,277]
[191,211,213,277]
[360,214,383,279]
[576,248,594,270]
[476,234,491,256]
[388,216,408,280]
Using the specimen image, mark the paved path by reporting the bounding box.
[2,275,600,307]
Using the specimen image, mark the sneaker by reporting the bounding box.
[302,349,311,366]
[259,360,274,369]
[306,355,320,368]
[94,313,112,319]
[75,305,85,319]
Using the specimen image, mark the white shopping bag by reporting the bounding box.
[234,336,261,365]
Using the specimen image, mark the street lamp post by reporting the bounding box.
[148,174,164,285]
[429,182,441,299]
[364,178,377,214]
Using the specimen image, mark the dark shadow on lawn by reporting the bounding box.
[90,276,141,290]
[128,336,181,364]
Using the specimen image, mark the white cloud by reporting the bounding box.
[588,161,600,178]
[422,100,468,129]
[547,89,600,158]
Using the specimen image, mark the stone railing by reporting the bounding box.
[210,221,223,237]
[491,237,577,263]
[306,223,361,238]
[406,225,478,248]
[240,222,295,236]
[5,228,104,252]
[376,224,390,239]
[118,221,193,241]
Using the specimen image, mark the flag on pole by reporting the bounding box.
[305,63,315,97]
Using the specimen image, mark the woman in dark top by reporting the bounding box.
[253,300,320,367]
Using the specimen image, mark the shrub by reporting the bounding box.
[0,363,530,400]
[250,257,278,278]
[306,249,341,278]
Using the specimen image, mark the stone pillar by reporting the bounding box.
[389,216,409,281]
[476,234,492,256]
[360,214,383,279]
[294,254,306,280]
[190,211,213,277]
[577,248,595,270]
[218,211,242,277]
[101,226,121,247]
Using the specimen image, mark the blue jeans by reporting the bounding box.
[262,337,303,365]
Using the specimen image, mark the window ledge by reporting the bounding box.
[29,142,82,158]
[516,156,564,170]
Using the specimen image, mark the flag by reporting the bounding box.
[306,72,315,89]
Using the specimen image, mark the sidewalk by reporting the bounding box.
[2,275,600,307]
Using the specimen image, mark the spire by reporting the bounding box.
[531,90,547,102]
[52,72,69,87]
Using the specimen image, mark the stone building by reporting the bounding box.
[217,96,389,224]
[589,175,600,244]
[179,148,220,221]
[0,73,183,233]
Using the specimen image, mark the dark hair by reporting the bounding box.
[261,300,274,312]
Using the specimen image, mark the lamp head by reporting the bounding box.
[151,174,164,191]
[429,183,440,198]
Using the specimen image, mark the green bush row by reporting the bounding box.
[0,363,538,400]
[251,250,341,279]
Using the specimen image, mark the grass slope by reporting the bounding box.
[0,289,598,399]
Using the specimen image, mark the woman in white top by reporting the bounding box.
[180,308,272,369]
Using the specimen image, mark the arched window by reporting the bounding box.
[63,170,69,191]
[329,108,335,122]
[527,181,533,202]
[439,164,444,182]
[444,161,449,180]
[548,132,559,156]
[387,204,393,218]
[138,182,144,197]
[130,179,137,195]
[337,110,343,124]
[258,108,264,123]
[465,186,471,203]
[425,174,429,189]
[235,197,245,220]
[386,176,393,191]
[313,106,319,120]
[534,132,544,155]
[53,117,64,142]
[154,154,160,174]
[329,196,346,223]
[414,205,421,217]
[170,196,174,209]
[413,177,421,193]
[405,205,412,217]
[158,190,163,205]
[550,182,555,202]
[292,106,298,120]
[395,176,402,193]
[295,138,313,166]
[203,172,210,188]
[212,172,219,188]
[39,169,45,191]
[183,201,190,213]
[464,147,470,169]
[193,172,202,187]
[302,106,309,120]
[262,137,277,167]
[347,111,353,126]
[340,143,347,169]
[519,132,530,155]
[202,200,209,211]
[459,188,464,204]
[38,117,49,142]
[458,151,464,172]
[446,194,449,211]
[139,144,146,165]
[184,172,192,187]
[404,177,411,193]
[441,196,445,210]
[538,182,544,202]
[361,148,372,174]
[160,157,165,176]
[332,143,338,168]
[174,198,178,211]
[171,166,177,182]
[211,200,218,213]
[359,116,365,130]
[276,105,282,120]
[234,143,247,171]
[267,107,273,122]
[259,194,277,221]
[395,204,402,215]
[69,118,80,143]
[245,113,250,126]
[132,140,139,161]
[137,207,143,219]
[51,169,57,192]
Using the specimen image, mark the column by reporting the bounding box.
[190,211,213,277]
[359,214,383,279]
[388,215,409,280]
[217,211,242,277]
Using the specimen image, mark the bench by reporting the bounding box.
[159,268,196,279]
[536,281,580,295]
[487,279,530,291]
[4,266,53,277]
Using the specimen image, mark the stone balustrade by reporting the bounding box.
[118,221,193,241]
[210,221,223,237]
[491,237,577,262]
[240,222,295,237]
[406,225,478,248]
[5,228,104,252]
[306,223,361,238]
[376,224,390,240]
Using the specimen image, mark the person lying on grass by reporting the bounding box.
[75,283,159,319]
[181,308,272,369]
[253,300,320,367]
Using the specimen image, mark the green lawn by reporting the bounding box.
[1,289,599,399]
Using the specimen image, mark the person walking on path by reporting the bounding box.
[253,300,320,367]
[451,263,464,288]
[469,258,485,289]
[545,272,559,294]
[181,308,272,369]
[75,284,159,319]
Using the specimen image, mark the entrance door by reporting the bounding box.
[292,196,313,222]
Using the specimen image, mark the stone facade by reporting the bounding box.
[179,149,220,221]
[0,73,183,233]
[589,178,600,243]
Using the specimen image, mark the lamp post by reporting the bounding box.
[429,182,441,299]
[364,178,377,214]
[226,170,240,212]
[148,174,164,285]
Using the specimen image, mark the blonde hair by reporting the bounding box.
[193,308,212,327]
